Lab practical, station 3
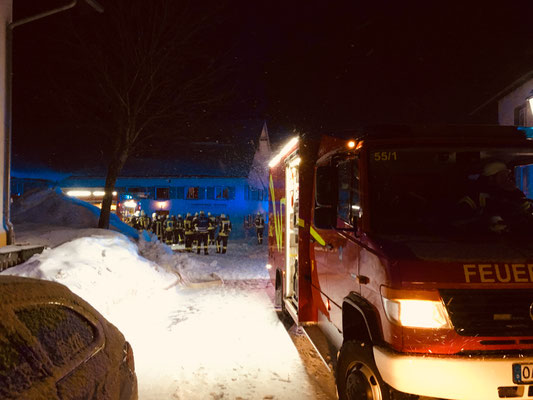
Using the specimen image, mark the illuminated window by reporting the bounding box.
[215,186,235,200]
[186,187,199,199]
[156,187,170,200]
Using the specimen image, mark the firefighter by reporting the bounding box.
[184,212,194,252]
[192,212,199,252]
[129,213,139,229]
[164,215,175,245]
[455,160,533,233]
[137,211,151,231]
[152,213,164,241]
[175,214,185,245]
[254,212,265,244]
[151,213,158,234]
[216,214,232,254]
[195,211,209,255]
[207,212,216,245]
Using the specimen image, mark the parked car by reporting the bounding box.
[0,275,138,399]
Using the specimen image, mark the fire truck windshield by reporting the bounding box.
[368,147,533,238]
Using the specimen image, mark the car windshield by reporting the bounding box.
[368,146,533,238]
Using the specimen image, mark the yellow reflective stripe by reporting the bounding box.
[298,218,305,227]
[458,196,476,209]
[479,193,489,208]
[269,174,284,251]
[310,226,326,246]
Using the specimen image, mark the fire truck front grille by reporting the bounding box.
[439,289,533,337]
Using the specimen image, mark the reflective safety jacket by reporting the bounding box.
[218,218,232,236]
[139,216,151,230]
[254,215,265,229]
[184,217,194,234]
[165,219,174,231]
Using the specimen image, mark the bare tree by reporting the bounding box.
[62,0,233,229]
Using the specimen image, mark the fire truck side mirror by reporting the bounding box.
[315,166,336,207]
[314,206,335,229]
[314,165,337,229]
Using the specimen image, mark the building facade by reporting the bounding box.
[60,175,268,238]
[58,121,272,239]
[484,71,533,197]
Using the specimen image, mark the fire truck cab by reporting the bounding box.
[268,125,533,400]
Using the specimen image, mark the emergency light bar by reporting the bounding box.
[268,137,299,168]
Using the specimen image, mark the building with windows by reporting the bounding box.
[472,71,533,198]
[59,121,271,238]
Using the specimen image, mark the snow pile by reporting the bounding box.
[12,187,138,240]
[2,188,331,399]
[2,232,182,336]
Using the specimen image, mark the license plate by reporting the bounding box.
[513,363,533,384]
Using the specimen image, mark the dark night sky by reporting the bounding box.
[11,0,533,173]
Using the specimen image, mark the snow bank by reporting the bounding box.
[1,232,182,334]
[2,187,328,399]
[12,187,139,240]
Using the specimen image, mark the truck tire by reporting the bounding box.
[336,340,391,400]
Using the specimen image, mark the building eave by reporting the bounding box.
[470,70,533,116]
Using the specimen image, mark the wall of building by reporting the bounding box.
[60,176,268,239]
[498,78,533,126]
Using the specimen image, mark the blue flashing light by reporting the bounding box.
[517,126,533,139]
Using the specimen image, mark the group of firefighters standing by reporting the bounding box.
[130,211,232,254]
[128,211,265,253]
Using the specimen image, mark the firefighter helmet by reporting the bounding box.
[482,161,508,177]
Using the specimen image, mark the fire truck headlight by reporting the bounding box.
[382,297,452,329]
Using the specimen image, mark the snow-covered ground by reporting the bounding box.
[3,188,336,399]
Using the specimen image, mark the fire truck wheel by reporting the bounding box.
[336,340,391,400]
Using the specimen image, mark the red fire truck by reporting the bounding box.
[268,125,533,400]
